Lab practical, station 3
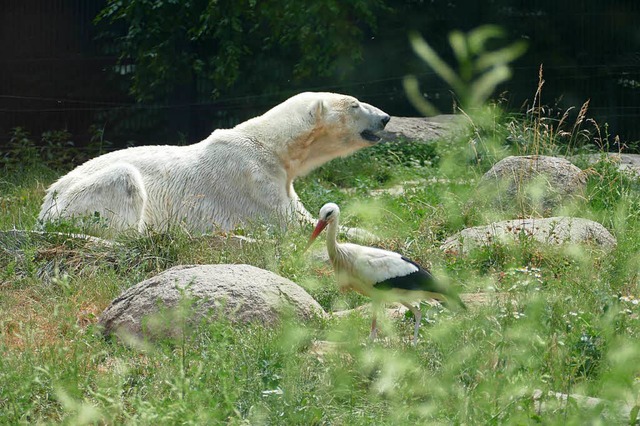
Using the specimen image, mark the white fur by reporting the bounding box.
[39,92,390,233]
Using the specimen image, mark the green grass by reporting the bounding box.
[1,110,640,424]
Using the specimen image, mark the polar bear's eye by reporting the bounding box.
[351,103,359,109]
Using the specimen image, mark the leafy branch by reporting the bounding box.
[404,25,528,115]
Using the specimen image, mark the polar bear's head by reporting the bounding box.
[274,92,391,176]
[312,92,390,145]
[237,92,390,178]
[303,92,390,172]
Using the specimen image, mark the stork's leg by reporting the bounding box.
[369,302,379,340]
[370,315,377,340]
[402,303,421,346]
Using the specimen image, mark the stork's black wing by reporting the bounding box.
[373,256,466,309]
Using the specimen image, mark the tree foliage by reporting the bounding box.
[96,0,385,102]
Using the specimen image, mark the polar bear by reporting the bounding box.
[38,92,390,234]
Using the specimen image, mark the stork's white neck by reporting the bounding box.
[325,217,340,259]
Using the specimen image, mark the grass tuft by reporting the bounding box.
[1,97,639,423]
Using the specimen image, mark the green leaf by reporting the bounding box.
[468,64,511,107]
[629,405,640,425]
[475,41,528,72]
[403,75,441,116]
[409,31,464,94]
[467,25,505,54]
[449,30,472,82]
[448,30,468,64]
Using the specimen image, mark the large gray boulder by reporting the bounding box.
[479,155,587,211]
[98,264,326,340]
[381,115,461,143]
[441,216,616,254]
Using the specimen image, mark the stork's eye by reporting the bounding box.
[325,210,334,218]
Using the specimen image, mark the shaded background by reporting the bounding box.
[1,0,639,151]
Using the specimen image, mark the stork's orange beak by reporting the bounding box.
[304,220,328,252]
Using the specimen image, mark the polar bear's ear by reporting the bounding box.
[309,99,325,120]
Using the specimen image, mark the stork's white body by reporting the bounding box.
[307,203,465,345]
[331,243,441,302]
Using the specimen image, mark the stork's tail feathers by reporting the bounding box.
[435,290,466,311]
[448,292,467,311]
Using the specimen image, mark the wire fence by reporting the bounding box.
[1,0,639,151]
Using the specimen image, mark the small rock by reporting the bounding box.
[341,177,475,198]
[532,389,635,421]
[309,340,348,357]
[332,303,412,320]
[332,293,509,319]
[0,230,119,283]
[0,230,115,253]
[441,217,616,254]
[578,152,640,175]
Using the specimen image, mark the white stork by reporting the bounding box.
[306,202,466,345]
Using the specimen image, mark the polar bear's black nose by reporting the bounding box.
[381,115,391,127]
